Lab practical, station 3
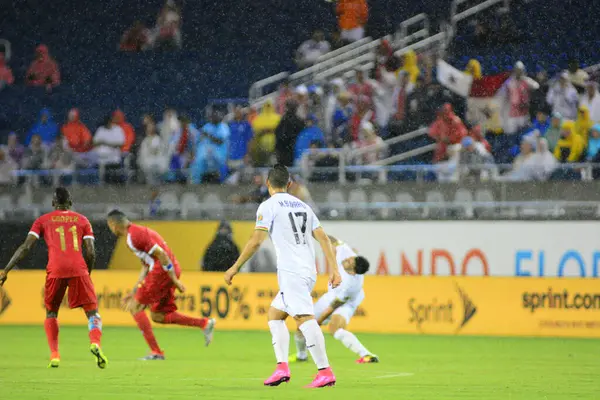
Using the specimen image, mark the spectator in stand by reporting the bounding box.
[295,85,310,120]
[191,111,230,184]
[353,121,387,165]
[529,71,549,119]
[251,100,280,166]
[275,79,294,115]
[232,174,269,204]
[0,148,16,185]
[580,81,600,123]
[113,110,136,153]
[294,114,325,164]
[500,135,540,181]
[531,110,550,136]
[350,95,374,144]
[47,135,75,174]
[23,134,47,171]
[575,105,593,142]
[332,91,354,145]
[374,39,401,77]
[26,45,60,89]
[152,0,182,50]
[336,0,368,43]
[2,133,25,167]
[429,103,468,163]
[61,108,92,153]
[497,61,539,135]
[465,59,482,80]
[296,30,331,69]
[468,125,491,153]
[330,31,345,51]
[389,71,415,135]
[27,108,59,145]
[545,112,563,151]
[566,59,589,91]
[535,137,558,180]
[275,100,305,167]
[169,115,197,181]
[201,221,240,272]
[119,21,151,52]
[554,120,584,163]
[228,106,254,171]
[324,78,345,140]
[93,115,125,182]
[587,124,600,162]
[458,136,494,180]
[0,53,14,90]
[138,117,169,184]
[307,85,326,131]
[400,50,420,84]
[349,69,374,102]
[547,72,579,120]
[158,108,181,143]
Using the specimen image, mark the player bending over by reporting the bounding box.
[106,210,215,360]
[0,187,107,369]
[225,164,342,388]
[291,235,378,364]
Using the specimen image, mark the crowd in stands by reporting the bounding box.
[119,0,182,51]
[0,44,60,92]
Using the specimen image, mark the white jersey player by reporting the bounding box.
[291,235,378,364]
[225,164,341,389]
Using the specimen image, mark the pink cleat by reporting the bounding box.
[305,367,336,388]
[264,363,291,386]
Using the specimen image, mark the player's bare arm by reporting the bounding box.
[0,234,38,285]
[224,229,268,285]
[82,238,96,274]
[313,227,341,288]
[151,246,185,293]
[316,299,346,326]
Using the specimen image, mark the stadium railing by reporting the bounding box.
[450,0,511,31]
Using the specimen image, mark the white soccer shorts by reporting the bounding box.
[313,289,365,325]
[271,271,316,317]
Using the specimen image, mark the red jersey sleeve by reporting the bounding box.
[130,226,160,255]
[81,217,94,240]
[29,216,45,239]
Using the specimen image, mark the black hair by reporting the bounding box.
[107,209,128,223]
[354,256,370,275]
[267,164,290,189]
[53,187,72,208]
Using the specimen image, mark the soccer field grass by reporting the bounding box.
[0,326,598,399]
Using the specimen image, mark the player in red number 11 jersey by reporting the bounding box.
[106,210,215,360]
[0,187,107,369]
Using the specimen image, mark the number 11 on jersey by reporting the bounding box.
[55,225,79,251]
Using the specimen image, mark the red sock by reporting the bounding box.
[44,318,59,357]
[164,312,208,328]
[89,328,102,345]
[88,314,102,345]
[133,311,163,354]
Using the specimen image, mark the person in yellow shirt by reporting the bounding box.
[575,104,593,142]
[465,59,482,80]
[250,100,281,166]
[554,120,585,162]
[400,49,420,84]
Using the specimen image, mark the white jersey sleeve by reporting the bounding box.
[255,201,273,232]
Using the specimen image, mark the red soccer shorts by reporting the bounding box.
[135,271,179,314]
[45,275,98,312]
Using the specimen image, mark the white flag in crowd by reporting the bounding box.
[436,59,473,97]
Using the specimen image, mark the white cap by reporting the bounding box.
[295,85,308,95]
[360,121,375,133]
[331,78,345,88]
[515,61,525,70]
[560,71,569,79]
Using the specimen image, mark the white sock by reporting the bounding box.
[268,320,290,364]
[294,330,308,359]
[299,319,330,369]
[333,328,370,358]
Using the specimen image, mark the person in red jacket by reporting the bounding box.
[61,109,92,153]
[113,110,136,153]
[0,53,14,89]
[429,103,467,163]
[26,45,60,88]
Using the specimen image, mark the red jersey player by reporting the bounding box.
[0,187,107,369]
[106,210,215,360]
